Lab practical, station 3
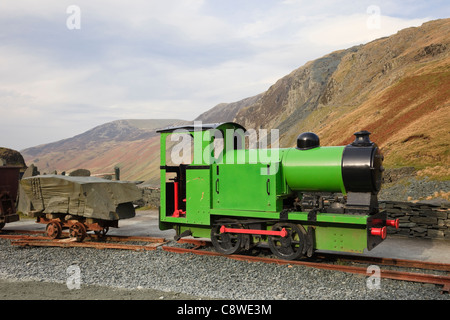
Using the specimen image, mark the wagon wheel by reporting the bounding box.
[69,222,87,242]
[210,222,243,255]
[46,221,62,239]
[268,223,306,260]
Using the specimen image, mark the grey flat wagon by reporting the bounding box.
[20,175,141,241]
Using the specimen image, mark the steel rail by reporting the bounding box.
[326,253,450,272]
[1,229,166,243]
[3,229,449,292]
[176,238,450,272]
[1,230,167,251]
[86,234,166,243]
[0,234,51,241]
[162,244,450,293]
[1,229,44,235]
[10,238,164,251]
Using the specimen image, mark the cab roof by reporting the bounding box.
[156,122,246,133]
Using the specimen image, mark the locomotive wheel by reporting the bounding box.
[268,223,306,260]
[69,222,87,242]
[210,223,243,255]
[46,221,62,239]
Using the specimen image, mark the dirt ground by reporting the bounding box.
[0,278,202,300]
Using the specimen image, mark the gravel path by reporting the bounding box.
[0,239,447,300]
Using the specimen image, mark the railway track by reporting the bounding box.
[2,229,449,294]
[165,239,450,294]
[0,229,166,251]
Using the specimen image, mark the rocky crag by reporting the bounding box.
[19,19,449,190]
[234,19,450,180]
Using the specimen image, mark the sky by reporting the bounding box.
[0,0,449,150]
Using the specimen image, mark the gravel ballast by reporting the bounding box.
[0,239,448,300]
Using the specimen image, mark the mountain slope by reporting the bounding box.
[195,93,263,123]
[20,19,450,183]
[234,18,450,177]
[21,119,189,183]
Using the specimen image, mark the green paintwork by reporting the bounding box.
[159,132,168,223]
[313,225,368,253]
[282,146,347,194]
[212,161,283,212]
[180,225,211,238]
[185,168,211,225]
[157,123,377,254]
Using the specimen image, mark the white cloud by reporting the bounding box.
[305,13,429,48]
[0,0,445,150]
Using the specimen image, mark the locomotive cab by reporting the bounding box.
[157,122,246,231]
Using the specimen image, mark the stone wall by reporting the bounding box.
[136,186,160,209]
[380,200,450,240]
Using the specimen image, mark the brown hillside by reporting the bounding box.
[21,19,450,183]
[21,120,186,184]
[235,19,450,179]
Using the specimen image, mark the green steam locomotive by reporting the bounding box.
[157,122,398,260]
